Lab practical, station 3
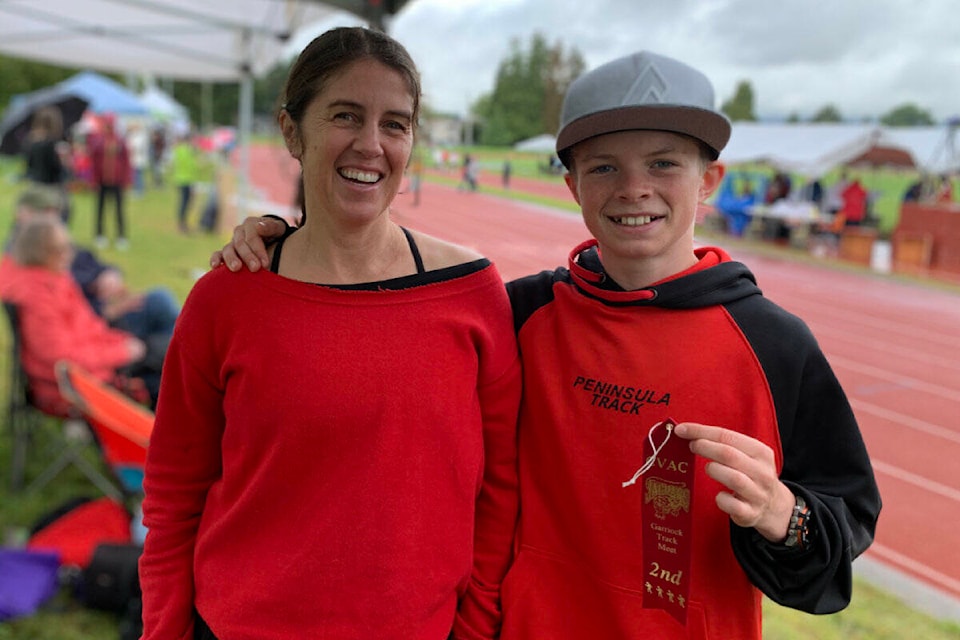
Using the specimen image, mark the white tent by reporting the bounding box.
[0,1,407,81]
[514,134,558,154]
[723,123,882,176]
[723,122,959,176]
[879,126,959,175]
[138,85,190,127]
[0,0,411,216]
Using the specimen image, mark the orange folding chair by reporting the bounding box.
[55,360,154,496]
[4,302,119,497]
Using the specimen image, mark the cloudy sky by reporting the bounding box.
[295,0,958,124]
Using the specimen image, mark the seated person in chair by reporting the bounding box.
[0,216,163,414]
[3,185,179,347]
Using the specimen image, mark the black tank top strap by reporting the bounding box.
[269,235,286,274]
[268,222,298,274]
[272,226,425,276]
[400,226,425,275]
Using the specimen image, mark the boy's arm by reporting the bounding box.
[210,216,288,272]
[717,298,881,613]
[737,352,878,612]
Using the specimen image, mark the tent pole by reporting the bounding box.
[236,67,253,225]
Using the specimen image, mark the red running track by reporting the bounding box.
[239,145,960,611]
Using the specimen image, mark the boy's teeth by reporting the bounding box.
[341,168,379,183]
[616,215,653,226]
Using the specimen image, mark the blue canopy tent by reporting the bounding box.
[55,71,149,116]
[9,71,149,118]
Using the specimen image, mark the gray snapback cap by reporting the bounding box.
[556,50,731,165]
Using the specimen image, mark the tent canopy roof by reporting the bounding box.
[514,134,557,154]
[55,71,149,115]
[0,1,408,82]
[138,85,190,123]
[723,122,958,176]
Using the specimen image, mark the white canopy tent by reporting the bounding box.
[879,125,959,175]
[0,0,411,216]
[723,122,959,176]
[513,133,557,154]
[138,85,191,129]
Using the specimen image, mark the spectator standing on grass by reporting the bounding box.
[23,105,72,223]
[149,125,167,188]
[170,131,201,234]
[127,122,150,197]
[89,113,131,250]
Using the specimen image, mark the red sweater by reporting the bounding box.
[0,255,133,415]
[140,264,520,640]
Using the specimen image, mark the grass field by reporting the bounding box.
[1,154,959,638]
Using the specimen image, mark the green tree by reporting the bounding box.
[255,59,295,116]
[472,33,585,146]
[721,80,756,122]
[810,104,843,122]
[0,55,76,111]
[541,42,585,136]
[880,103,935,126]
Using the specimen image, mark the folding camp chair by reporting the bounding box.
[55,360,154,497]
[3,302,119,497]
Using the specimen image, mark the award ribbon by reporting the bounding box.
[623,418,695,626]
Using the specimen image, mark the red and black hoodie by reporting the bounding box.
[499,239,881,640]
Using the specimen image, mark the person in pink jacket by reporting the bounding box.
[89,112,132,249]
[0,216,151,414]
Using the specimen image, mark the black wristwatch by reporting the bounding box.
[783,495,813,550]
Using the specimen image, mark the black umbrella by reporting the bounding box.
[0,85,89,156]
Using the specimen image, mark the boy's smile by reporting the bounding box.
[564,129,723,289]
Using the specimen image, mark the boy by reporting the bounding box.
[214,51,880,640]
[495,51,879,639]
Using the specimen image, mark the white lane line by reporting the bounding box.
[852,399,960,445]
[812,324,960,372]
[831,355,960,402]
[778,297,960,348]
[869,543,960,597]
[871,460,960,503]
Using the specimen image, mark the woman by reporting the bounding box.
[139,27,520,640]
[0,215,148,415]
[23,106,71,222]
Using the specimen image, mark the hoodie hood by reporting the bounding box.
[567,239,761,309]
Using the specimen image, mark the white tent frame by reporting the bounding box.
[0,0,409,218]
